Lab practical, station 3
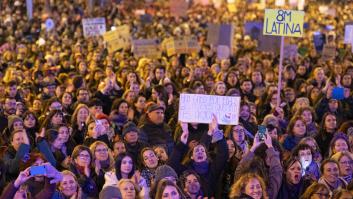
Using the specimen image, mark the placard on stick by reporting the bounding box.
[82,18,106,38]
[132,39,161,59]
[103,25,130,53]
[178,94,240,125]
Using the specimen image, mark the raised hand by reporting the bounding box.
[180,122,189,145]
[208,114,219,135]
[250,133,262,152]
[264,133,273,148]
[14,167,32,188]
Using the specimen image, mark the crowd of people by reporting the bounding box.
[0,0,352,198]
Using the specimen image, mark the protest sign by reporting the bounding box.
[132,39,161,59]
[257,34,281,53]
[82,18,106,38]
[283,44,298,59]
[164,37,200,56]
[26,0,33,20]
[206,23,221,45]
[103,25,130,53]
[344,25,353,44]
[170,0,188,17]
[244,21,263,40]
[206,24,233,52]
[217,45,230,59]
[178,94,241,125]
[263,9,305,38]
[313,32,326,53]
[321,44,336,61]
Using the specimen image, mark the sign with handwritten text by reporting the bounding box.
[82,18,106,38]
[263,9,304,37]
[178,94,240,125]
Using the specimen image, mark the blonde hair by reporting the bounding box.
[229,173,268,199]
[71,103,90,126]
[118,178,140,192]
[89,141,115,171]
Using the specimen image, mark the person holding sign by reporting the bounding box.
[167,115,228,198]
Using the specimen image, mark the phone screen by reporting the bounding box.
[30,166,46,176]
[258,125,267,141]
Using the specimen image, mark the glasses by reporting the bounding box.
[313,192,330,198]
[95,148,108,153]
[339,161,353,165]
[78,154,90,159]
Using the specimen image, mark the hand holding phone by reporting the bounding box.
[258,125,267,141]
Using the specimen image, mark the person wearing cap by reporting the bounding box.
[1,114,24,146]
[139,102,174,155]
[122,122,148,163]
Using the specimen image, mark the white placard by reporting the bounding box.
[178,94,240,125]
[26,0,33,20]
[344,25,353,44]
[82,18,106,38]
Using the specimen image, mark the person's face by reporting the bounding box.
[58,126,70,143]
[221,60,230,71]
[7,85,17,97]
[244,178,263,199]
[301,110,312,124]
[268,128,278,140]
[119,181,136,199]
[135,96,146,110]
[194,85,205,94]
[315,69,325,82]
[24,114,36,128]
[323,162,339,184]
[232,125,245,144]
[310,188,330,199]
[148,109,164,125]
[325,115,337,131]
[151,89,159,101]
[95,144,109,161]
[155,68,165,80]
[51,113,63,126]
[118,102,129,116]
[113,142,126,157]
[11,131,25,151]
[121,156,133,175]
[62,93,72,105]
[216,83,226,95]
[339,155,353,177]
[143,150,158,169]
[50,102,62,111]
[78,90,89,102]
[292,119,306,137]
[297,66,306,76]
[328,100,338,111]
[77,108,89,123]
[285,90,296,102]
[299,149,312,169]
[154,147,168,162]
[127,72,137,83]
[75,150,91,167]
[33,100,42,111]
[124,131,138,144]
[60,174,78,197]
[192,145,207,163]
[162,185,180,199]
[227,73,237,86]
[125,92,135,104]
[5,98,16,114]
[226,140,236,158]
[90,105,103,116]
[131,83,140,95]
[286,161,302,185]
[241,81,252,93]
[251,72,262,84]
[240,105,250,120]
[333,139,349,154]
[13,120,24,131]
[185,174,201,195]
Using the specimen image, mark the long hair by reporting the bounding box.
[155,179,186,199]
[71,104,90,126]
[115,153,135,180]
[229,173,268,199]
[89,141,114,171]
[299,182,329,199]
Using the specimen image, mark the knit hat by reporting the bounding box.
[154,165,178,184]
[146,103,164,113]
[99,186,122,199]
[122,122,139,137]
[8,115,23,129]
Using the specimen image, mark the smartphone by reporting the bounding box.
[29,165,46,176]
[258,125,267,141]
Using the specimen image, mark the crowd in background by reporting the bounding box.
[0,0,352,198]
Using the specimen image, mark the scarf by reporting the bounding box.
[192,161,209,175]
[100,158,111,170]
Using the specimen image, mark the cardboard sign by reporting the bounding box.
[164,37,200,56]
[103,25,130,53]
[344,25,353,44]
[206,23,221,45]
[245,21,263,40]
[82,18,106,38]
[321,44,336,61]
[283,44,298,59]
[263,9,305,37]
[170,0,188,17]
[132,39,161,59]
[257,34,281,53]
[178,94,241,125]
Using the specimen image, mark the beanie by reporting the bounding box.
[122,122,140,137]
[154,165,178,184]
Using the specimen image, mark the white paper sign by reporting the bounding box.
[344,25,353,44]
[178,94,240,125]
[82,18,106,38]
[26,0,33,20]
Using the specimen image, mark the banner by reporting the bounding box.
[313,32,326,52]
[164,37,200,56]
[206,24,234,52]
[132,39,161,59]
[257,34,281,53]
[103,25,130,53]
[26,0,33,20]
[344,25,353,44]
[82,18,107,38]
[263,9,305,37]
[170,0,188,17]
[244,21,263,40]
[178,94,241,125]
